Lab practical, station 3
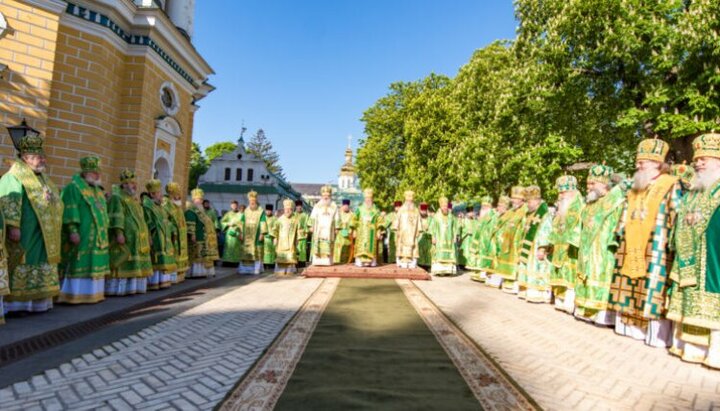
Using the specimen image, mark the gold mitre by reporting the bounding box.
[320,185,333,195]
[404,190,415,201]
[166,182,181,196]
[247,190,258,200]
[693,132,720,160]
[191,188,204,200]
[363,188,374,197]
[510,186,525,200]
[145,179,161,193]
[498,195,511,208]
[637,138,669,162]
[438,196,449,207]
[283,198,294,209]
[524,185,541,200]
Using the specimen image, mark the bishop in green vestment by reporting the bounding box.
[163,182,189,282]
[221,201,243,266]
[354,188,381,267]
[393,191,422,269]
[238,190,267,274]
[548,176,584,313]
[185,188,219,278]
[384,201,401,264]
[143,180,177,290]
[309,186,339,266]
[666,133,720,369]
[273,199,302,274]
[58,156,109,304]
[516,186,553,302]
[429,197,458,276]
[106,170,152,295]
[263,204,277,268]
[417,203,432,269]
[470,196,500,282]
[487,186,527,290]
[0,210,8,324]
[295,200,310,266]
[0,134,63,313]
[334,199,355,264]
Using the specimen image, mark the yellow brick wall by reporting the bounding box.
[0,6,196,192]
[0,0,60,163]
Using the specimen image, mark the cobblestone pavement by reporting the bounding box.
[0,275,323,411]
[415,275,720,411]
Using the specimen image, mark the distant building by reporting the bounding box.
[291,143,363,209]
[198,137,304,213]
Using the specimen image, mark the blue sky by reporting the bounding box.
[191,1,517,184]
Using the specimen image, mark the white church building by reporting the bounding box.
[198,137,304,213]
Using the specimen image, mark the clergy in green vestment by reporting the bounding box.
[238,190,267,275]
[163,182,189,283]
[354,188,381,267]
[221,200,243,266]
[384,201,401,264]
[58,156,109,304]
[203,199,221,231]
[263,204,277,268]
[0,134,63,314]
[417,203,432,269]
[487,186,527,290]
[309,186,338,266]
[294,200,310,267]
[273,199,302,275]
[666,133,720,369]
[574,165,625,325]
[458,206,476,270]
[143,179,177,290]
[106,169,152,295]
[515,186,553,302]
[334,199,355,264]
[185,188,219,278]
[429,197,458,276]
[548,176,584,313]
[469,196,500,282]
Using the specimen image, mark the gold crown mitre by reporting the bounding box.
[524,185,542,200]
[587,164,613,184]
[438,196,449,207]
[283,198,294,209]
[321,185,333,195]
[191,188,205,200]
[510,186,525,200]
[480,195,493,207]
[119,168,136,183]
[637,138,669,162]
[693,133,720,160]
[247,190,257,200]
[19,134,44,155]
[498,195,511,208]
[555,175,577,192]
[145,179,162,193]
[79,156,100,173]
[166,182,181,196]
[363,188,374,197]
[404,190,415,201]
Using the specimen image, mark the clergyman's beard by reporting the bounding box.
[557,197,571,216]
[30,164,46,173]
[173,199,182,206]
[693,169,720,191]
[85,176,101,187]
[586,189,604,203]
[632,169,656,191]
[124,187,136,196]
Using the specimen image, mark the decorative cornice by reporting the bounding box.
[65,2,199,87]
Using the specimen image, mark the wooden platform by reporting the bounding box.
[302,264,432,281]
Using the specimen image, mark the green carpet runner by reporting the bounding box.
[275,279,481,410]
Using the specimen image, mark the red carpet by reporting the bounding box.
[302,264,431,281]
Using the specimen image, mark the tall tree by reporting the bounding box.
[188,142,209,193]
[246,129,285,179]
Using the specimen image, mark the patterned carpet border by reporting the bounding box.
[303,263,431,281]
[397,279,540,411]
[218,278,340,411]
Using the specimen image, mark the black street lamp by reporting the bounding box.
[6,118,39,151]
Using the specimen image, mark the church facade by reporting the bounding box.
[0,0,214,190]
[198,137,305,213]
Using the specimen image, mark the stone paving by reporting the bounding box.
[414,275,720,411]
[0,275,323,411]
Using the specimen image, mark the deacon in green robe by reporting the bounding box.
[574,165,625,325]
[238,191,267,275]
[143,179,177,290]
[0,134,63,313]
[273,199,302,274]
[163,182,189,283]
[263,204,277,268]
[548,176,584,313]
[334,199,355,264]
[106,170,152,295]
[0,210,7,325]
[58,157,109,304]
[221,201,243,266]
[185,188,219,278]
[469,196,500,282]
[429,197,458,276]
[515,186,553,302]
[417,203,432,269]
[487,186,527,290]
[294,200,310,267]
[354,188,381,267]
[666,134,720,369]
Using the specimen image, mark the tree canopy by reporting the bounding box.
[358,0,720,208]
